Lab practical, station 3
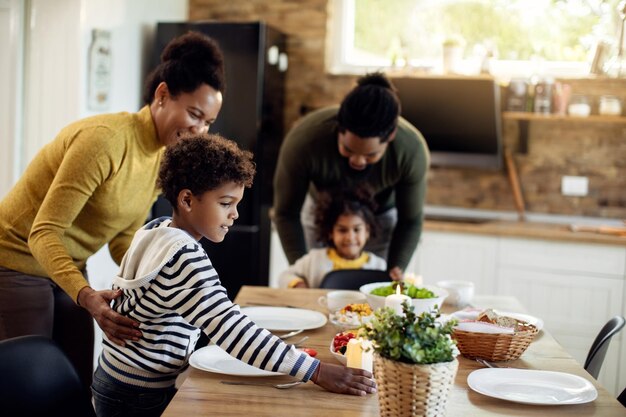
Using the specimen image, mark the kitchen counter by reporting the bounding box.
[423,206,626,246]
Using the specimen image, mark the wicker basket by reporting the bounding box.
[452,321,538,361]
[373,354,458,417]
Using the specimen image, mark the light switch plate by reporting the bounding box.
[561,176,589,196]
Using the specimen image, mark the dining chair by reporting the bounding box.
[320,269,389,290]
[583,315,625,379]
[0,335,96,417]
[618,386,626,407]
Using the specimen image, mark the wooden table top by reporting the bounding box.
[162,286,624,416]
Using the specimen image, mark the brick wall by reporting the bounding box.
[189,0,626,219]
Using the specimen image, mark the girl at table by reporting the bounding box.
[91,133,377,417]
[278,186,386,289]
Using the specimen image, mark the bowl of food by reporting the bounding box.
[330,331,358,365]
[329,303,374,332]
[359,282,448,314]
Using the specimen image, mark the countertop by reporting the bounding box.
[423,206,626,246]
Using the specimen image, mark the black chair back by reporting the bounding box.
[0,335,96,417]
[583,315,625,379]
[618,386,626,407]
[320,269,389,290]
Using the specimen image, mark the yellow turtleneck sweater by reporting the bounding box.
[0,106,163,302]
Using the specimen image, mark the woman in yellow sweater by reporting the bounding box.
[0,31,225,386]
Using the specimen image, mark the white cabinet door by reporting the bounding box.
[411,231,498,294]
[498,238,626,395]
[499,238,625,277]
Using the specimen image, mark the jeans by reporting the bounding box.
[91,366,177,417]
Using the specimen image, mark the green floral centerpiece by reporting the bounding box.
[360,301,459,417]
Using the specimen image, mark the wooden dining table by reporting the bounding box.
[162,286,624,416]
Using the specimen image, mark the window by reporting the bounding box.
[327,0,621,78]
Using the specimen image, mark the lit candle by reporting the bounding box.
[385,285,411,316]
[345,338,373,372]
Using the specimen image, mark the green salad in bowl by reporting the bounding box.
[369,282,436,299]
[360,282,448,313]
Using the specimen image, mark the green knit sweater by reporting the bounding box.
[0,106,163,302]
[273,106,430,271]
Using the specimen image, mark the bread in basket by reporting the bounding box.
[452,309,539,361]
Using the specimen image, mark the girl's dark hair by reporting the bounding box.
[314,185,379,247]
[336,72,400,142]
[143,31,226,105]
[158,133,256,209]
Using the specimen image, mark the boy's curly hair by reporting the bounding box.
[158,133,256,209]
[314,185,379,247]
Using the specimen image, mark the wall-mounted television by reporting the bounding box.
[392,76,503,170]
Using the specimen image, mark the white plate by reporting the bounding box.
[451,309,544,331]
[240,307,327,331]
[467,368,597,405]
[189,345,284,377]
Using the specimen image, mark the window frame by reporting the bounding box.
[326,0,593,79]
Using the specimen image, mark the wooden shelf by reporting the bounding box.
[502,111,626,153]
[503,111,626,123]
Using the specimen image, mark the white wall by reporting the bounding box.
[21,0,188,170]
[0,0,25,197]
[0,0,189,196]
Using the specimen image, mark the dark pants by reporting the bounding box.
[91,366,177,417]
[0,267,95,388]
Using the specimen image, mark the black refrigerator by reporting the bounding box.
[150,21,287,297]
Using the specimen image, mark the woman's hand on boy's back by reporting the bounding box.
[78,287,142,346]
[311,362,377,396]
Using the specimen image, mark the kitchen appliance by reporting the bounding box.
[392,76,503,169]
[150,22,287,297]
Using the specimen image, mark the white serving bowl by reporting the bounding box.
[359,282,448,315]
[330,337,347,365]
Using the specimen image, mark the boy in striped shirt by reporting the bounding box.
[92,133,376,416]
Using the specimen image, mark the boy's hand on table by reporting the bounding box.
[311,362,377,396]
[78,287,142,346]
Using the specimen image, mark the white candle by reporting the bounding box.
[345,338,373,372]
[385,285,411,315]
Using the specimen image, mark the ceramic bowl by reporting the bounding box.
[330,331,358,366]
[359,282,448,315]
[330,338,347,365]
[328,304,374,332]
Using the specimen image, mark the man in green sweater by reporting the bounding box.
[273,73,430,280]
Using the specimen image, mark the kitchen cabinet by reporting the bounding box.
[408,230,626,396]
[408,231,498,294]
[496,238,626,397]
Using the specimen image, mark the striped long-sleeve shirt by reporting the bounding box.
[98,217,319,388]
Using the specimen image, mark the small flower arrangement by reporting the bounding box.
[360,301,458,365]
[442,35,465,48]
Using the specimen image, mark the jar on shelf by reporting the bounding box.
[533,79,554,114]
[568,95,591,117]
[599,95,622,116]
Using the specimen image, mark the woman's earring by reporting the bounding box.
[158,100,163,106]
